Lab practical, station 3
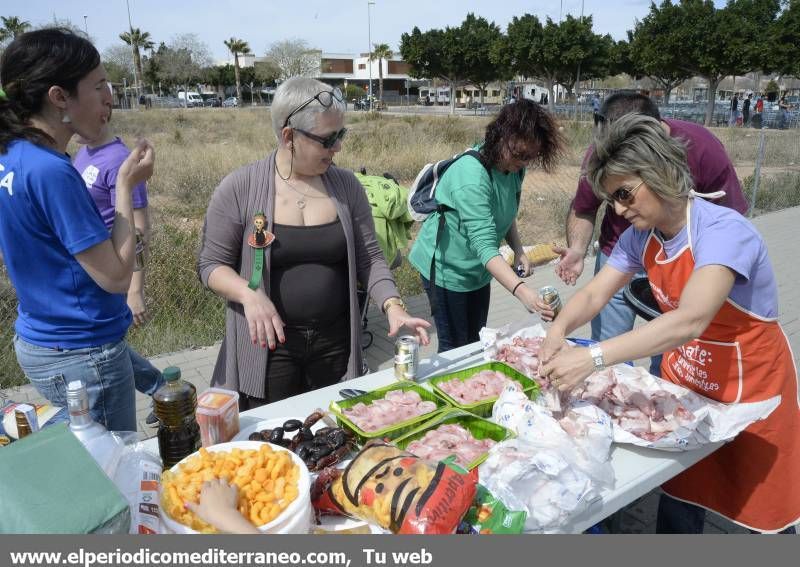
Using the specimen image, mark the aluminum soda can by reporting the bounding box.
[394,336,419,381]
[539,285,563,318]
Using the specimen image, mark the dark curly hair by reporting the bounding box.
[481,99,564,172]
[0,28,100,154]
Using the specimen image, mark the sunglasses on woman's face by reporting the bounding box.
[605,179,646,205]
[293,127,348,149]
[282,88,344,128]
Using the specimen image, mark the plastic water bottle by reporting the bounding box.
[153,367,201,468]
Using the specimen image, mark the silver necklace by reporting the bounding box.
[280,178,325,210]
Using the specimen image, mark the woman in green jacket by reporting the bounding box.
[408,99,564,352]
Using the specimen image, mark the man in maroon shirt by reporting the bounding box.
[554,93,748,370]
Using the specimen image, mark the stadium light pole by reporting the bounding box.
[367,0,375,110]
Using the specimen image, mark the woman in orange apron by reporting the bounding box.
[540,114,799,533]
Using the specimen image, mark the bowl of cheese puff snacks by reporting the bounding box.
[160,441,312,534]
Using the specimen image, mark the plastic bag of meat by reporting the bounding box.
[482,388,614,533]
[570,364,781,451]
[311,441,478,534]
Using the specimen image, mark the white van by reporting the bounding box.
[418,87,451,106]
[177,91,204,107]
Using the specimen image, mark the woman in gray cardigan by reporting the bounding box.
[197,77,430,409]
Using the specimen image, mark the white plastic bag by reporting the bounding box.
[111,441,164,534]
[482,387,614,533]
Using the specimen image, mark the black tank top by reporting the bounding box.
[269,219,349,325]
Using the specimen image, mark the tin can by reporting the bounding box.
[539,286,563,318]
[394,336,419,381]
[134,230,145,272]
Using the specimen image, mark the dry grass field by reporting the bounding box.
[1,107,798,388]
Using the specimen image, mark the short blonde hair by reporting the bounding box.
[585,113,694,201]
[270,77,345,140]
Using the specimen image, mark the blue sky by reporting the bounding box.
[7,1,726,63]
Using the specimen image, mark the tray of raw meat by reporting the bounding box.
[429,362,539,417]
[394,409,514,470]
[329,383,449,444]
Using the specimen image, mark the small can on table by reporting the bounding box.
[394,336,419,381]
[539,285,562,318]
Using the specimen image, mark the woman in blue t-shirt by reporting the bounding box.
[0,29,155,431]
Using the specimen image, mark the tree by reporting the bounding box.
[627,1,693,103]
[669,0,780,125]
[458,14,507,107]
[224,37,250,104]
[369,43,393,102]
[119,27,152,89]
[265,39,321,80]
[1,16,31,43]
[102,45,136,84]
[401,25,468,114]
[769,0,800,76]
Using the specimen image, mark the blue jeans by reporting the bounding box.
[657,494,796,534]
[591,252,662,376]
[421,276,491,353]
[14,336,141,432]
[130,348,164,396]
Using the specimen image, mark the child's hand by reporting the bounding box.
[185,479,260,534]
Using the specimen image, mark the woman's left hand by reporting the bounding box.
[540,346,595,392]
[386,307,431,346]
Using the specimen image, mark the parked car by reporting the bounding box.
[222,96,238,108]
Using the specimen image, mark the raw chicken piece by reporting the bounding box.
[438,370,523,405]
[343,390,438,432]
[570,367,696,442]
[406,424,496,468]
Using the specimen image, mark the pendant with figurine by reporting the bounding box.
[247,211,275,249]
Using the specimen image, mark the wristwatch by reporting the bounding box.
[383,297,406,313]
[589,344,605,371]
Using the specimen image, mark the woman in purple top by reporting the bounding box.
[73,109,163,424]
[554,93,748,375]
[540,114,799,533]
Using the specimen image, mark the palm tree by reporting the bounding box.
[119,27,152,89]
[224,38,251,105]
[369,43,393,102]
[1,16,31,41]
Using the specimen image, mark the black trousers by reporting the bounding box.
[239,316,350,410]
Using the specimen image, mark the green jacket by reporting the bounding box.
[355,173,414,269]
[408,151,524,292]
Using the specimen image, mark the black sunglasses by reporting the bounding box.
[294,127,348,149]
[282,88,344,128]
[605,179,646,205]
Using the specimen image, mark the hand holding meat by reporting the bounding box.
[540,346,594,391]
[540,330,567,365]
[386,307,431,346]
[242,288,285,349]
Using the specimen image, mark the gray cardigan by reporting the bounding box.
[197,151,399,397]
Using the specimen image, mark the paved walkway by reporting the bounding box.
[4,206,799,533]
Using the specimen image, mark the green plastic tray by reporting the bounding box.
[394,409,515,470]
[429,361,539,418]
[329,382,450,445]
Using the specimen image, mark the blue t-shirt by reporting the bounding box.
[0,140,131,348]
[607,198,778,318]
